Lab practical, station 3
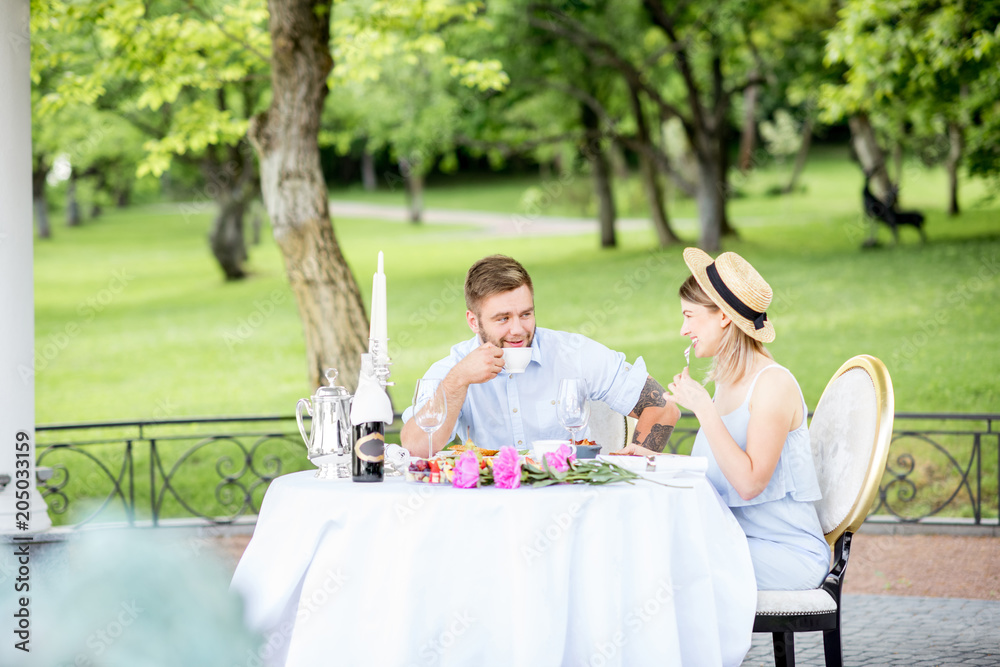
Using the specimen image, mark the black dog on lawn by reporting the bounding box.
[862,172,927,245]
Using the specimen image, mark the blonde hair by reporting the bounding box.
[465,255,534,316]
[679,275,771,386]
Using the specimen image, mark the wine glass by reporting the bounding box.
[413,379,448,459]
[556,378,590,444]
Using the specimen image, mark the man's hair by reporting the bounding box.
[465,255,534,315]
[679,275,771,386]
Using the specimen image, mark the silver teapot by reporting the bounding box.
[296,369,353,480]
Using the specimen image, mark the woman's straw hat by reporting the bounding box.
[683,248,775,343]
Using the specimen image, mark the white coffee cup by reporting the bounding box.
[502,347,531,374]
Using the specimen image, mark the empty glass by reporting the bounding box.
[413,379,448,459]
[556,378,590,444]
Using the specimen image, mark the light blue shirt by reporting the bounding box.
[402,327,649,451]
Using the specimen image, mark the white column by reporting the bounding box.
[0,0,50,533]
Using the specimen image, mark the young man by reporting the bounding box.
[400,255,679,456]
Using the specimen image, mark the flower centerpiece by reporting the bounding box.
[472,444,641,488]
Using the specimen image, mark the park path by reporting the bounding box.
[328,199,675,238]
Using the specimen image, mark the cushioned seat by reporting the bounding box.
[753,355,894,667]
[756,589,837,616]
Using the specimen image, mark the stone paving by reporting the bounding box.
[741,594,1000,666]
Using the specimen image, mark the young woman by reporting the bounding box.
[625,248,829,591]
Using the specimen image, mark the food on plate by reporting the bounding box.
[406,457,453,484]
[449,443,499,457]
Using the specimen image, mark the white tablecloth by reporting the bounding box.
[231,471,756,667]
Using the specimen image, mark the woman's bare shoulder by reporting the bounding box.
[750,364,800,407]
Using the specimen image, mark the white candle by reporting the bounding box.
[370,251,388,360]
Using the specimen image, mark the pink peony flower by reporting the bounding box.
[452,451,481,489]
[544,443,576,473]
[493,447,521,489]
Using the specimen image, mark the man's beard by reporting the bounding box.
[477,325,533,349]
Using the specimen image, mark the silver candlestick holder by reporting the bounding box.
[368,337,394,388]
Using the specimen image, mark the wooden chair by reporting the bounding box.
[753,355,894,667]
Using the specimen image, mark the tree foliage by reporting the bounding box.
[820,0,1000,205]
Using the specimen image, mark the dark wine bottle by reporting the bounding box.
[352,421,385,482]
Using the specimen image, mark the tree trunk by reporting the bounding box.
[539,159,552,181]
[204,141,256,280]
[891,141,903,189]
[737,73,759,172]
[361,148,377,191]
[608,140,629,180]
[249,0,369,392]
[848,114,892,201]
[32,158,51,239]
[694,154,724,252]
[592,151,616,248]
[626,83,679,246]
[251,202,263,245]
[209,197,248,280]
[399,157,424,224]
[638,152,676,247]
[34,198,51,239]
[946,121,962,216]
[717,122,737,238]
[782,115,813,194]
[580,102,616,248]
[66,173,82,227]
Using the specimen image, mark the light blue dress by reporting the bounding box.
[691,364,830,591]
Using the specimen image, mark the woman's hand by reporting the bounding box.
[666,367,713,416]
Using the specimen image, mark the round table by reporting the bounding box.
[230,470,755,666]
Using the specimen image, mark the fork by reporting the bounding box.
[684,342,692,368]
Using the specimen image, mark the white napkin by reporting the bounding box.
[384,444,411,473]
[350,356,393,426]
[652,454,708,474]
[597,454,708,475]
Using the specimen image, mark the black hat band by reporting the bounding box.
[706,262,768,330]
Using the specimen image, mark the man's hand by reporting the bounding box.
[401,343,503,457]
[629,376,681,453]
[451,342,505,386]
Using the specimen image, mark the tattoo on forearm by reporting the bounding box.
[632,424,673,453]
[632,376,667,417]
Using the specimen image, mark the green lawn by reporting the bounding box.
[36,148,1000,422]
[33,148,1000,523]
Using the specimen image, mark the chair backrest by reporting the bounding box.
[808,355,894,545]
[589,400,627,453]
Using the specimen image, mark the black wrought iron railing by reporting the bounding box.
[33,412,998,528]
